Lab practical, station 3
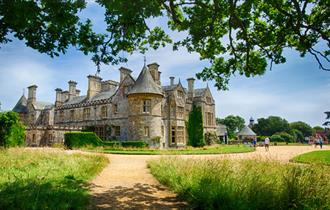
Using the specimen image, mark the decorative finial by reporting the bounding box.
[144,56,146,66]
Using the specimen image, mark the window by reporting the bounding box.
[177,90,184,99]
[207,112,213,126]
[83,108,90,120]
[178,106,184,118]
[144,126,150,137]
[177,126,184,143]
[143,99,151,113]
[113,104,118,114]
[206,97,212,103]
[70,110,75,119]
[59,111,64,121]
[101,106,108,118]
[114,126,120,136]
[171,126,176,143]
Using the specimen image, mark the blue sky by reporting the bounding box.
[0,2,329,127]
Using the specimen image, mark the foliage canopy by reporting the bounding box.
[0,112,25,148]
[217,115,245,139]
[1,0,329,89]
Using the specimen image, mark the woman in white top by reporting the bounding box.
[264,137,270,151]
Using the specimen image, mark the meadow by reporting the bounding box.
[148,157,330,210]
[0,148,108,210]
[292,150,330,165]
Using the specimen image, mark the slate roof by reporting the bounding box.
[128,65,163,95]
[237,126,257,136]
[194,88,207,97]
[63,95,86,105]
[34,101,54,110]
[62,89,117,106]
[12,95,28,113]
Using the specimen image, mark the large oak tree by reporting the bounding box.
[1,0,329,89]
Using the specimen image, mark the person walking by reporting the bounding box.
[264,137,270,151]
[253,138,257,148]
[319,137,323,149]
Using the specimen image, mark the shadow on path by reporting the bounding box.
[88,183,189,210]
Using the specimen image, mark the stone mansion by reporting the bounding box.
[13,62,217,148]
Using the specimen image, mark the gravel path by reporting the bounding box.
[87,145,328,209]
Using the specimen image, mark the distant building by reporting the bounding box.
[13,62,217,148]
[237,125,257,142]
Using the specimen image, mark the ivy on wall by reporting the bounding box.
[187,105,205,147]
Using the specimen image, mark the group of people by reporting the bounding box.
[252,137,270,151]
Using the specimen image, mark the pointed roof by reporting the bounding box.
[12,95,28,113]
[128,65,163,96]
[237,125,257,136]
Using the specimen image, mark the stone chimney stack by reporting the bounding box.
[187,78,195,98]
[147,63,161,85]
[87,75,102,99]
[170,76,175,86]
[119,67,132,83]
[76,89,81,96]
[68,80,77,99]
[55,88,63,107]
[27,85,37,105]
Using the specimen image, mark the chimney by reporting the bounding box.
[27,85,37,105]
[170,76,175,86]
[119,67,132,83]
[68,80,77,99]
[147,63,160,85]
[101,80,119,92]
[76,89,81,96]
[87,75,102,99]
[187,78,195,98]
[55,88,63,107]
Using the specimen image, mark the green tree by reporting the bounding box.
[253,116,289,136]
[0,112,25,148]
[1,1,329,89]
[218,115,245,139]
[290,121,313,137]
[313,126,325,133]
[187,105,205,147]
[289,129,304,143]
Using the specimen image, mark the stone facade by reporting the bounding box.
[13,62,217,148]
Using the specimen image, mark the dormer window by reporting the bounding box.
[143,99,151,113]
[206,97,212,103]
[178,90,184,99]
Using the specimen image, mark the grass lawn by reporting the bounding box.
[148,158,330,210]
[0,148,108,210]
[291,150,330,165]
[96,145,254,155]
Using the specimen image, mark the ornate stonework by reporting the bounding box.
[13,63,217,148]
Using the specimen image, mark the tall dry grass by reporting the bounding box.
[148,157,330,210]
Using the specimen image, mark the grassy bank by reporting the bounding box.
[148,158,330,210]
[98,145,254,155]
[0,148,108,210]
[291,150,330,165]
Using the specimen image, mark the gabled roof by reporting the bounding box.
[216,124,227,136]
[12,95,28,113]
[128,65,163,96]
[237,126,257,136]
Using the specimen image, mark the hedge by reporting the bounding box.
[103,141,120,147]
[121,141,148,148]
[64,132,103,149]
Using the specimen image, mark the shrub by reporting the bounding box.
[270,134,284,142]
[121,141,148,148]
[0,112,25,148]
[64,132,103,149]
[103,141,120,147]
[205,132,218,145]
[275,132,295,143]
[187,105,205,147]
[257,136,267,142]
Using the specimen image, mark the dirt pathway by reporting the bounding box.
[88,145,328,209]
